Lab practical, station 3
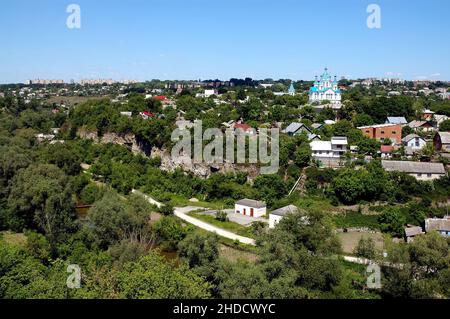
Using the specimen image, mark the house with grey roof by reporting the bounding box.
[235,199,267,218]
[402,134,426,154]
[434,131,450,153]
[425,217,450,237]
[269,205,298,229]
[282,122,313,136]
[381,160,446,181]
[386,117,408,125]
[404,225,424,243]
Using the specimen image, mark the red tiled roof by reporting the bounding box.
[381,145,394,153]
[234,123,252,131]
[142,111,155,117]
[154,95,167,101]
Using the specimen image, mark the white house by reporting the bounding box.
[269,205,298,229]
[310,136,348,159]
[235,199,266,218]
[204,89,219,97]
[402,134,426,153]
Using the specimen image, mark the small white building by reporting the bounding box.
[204,89,219,98]
[235,199,266,218]
[269,205,298,229]
[402,134,427,152]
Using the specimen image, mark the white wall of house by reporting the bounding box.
[405,137,426,150]
[234,204,266,218]
[410,173,445,181]
[269,214,284,229]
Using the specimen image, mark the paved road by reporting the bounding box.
[174,206,256,246]
[133,189,256,245]
[133,189,384,262]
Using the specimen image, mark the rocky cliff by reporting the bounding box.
[77,128,260,179]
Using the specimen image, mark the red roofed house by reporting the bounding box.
[154,95,168,102]
[380,145,395,158]
[233,123,255,135]
[139,111,156,120]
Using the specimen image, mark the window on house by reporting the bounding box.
[427,174,432,177]
[392,131,396,134]
[381,131,385,134]
[417,174,422,177]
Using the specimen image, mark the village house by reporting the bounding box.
[380,145,395,159]
[381,160,446,181]
[268,205,298,229]
[422,109,435,121]
[233,123,256,135]
[310,137,348,159]
[35,133,55,143]
[408,120,435,133]
[139,111,156,120]
[404,225,425,243]
[434,131,450,153]
[358,123,402,144]
[282,122,319,141]
[235,199,266,218]
[435,114,449,127]
[283,122,312,136]
[120,111,132,117]
[402,134,427,154]
[425,217,450,237]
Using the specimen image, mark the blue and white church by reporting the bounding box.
[309,68,342,107]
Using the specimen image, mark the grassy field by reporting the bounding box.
[337,231,385,255]
[0,231,27,247]
[332,212,381,230]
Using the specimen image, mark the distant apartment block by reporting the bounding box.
[28,79,65,85]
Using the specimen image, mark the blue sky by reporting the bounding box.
[0,0,449,83]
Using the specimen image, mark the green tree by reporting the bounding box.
[7,164,76,246]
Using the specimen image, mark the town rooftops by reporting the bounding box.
[423,109,435,114]
[386,117,408,125]
[236,199,266,208]
[357,123,400,129]
[425,217,450,232]
[270,205,299,217]
[381,160,446,174]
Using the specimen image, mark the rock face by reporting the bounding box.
[77,129,260,179]
[152,146,260,179]
[76,128,151,156]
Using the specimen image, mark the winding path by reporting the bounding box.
[133,189,256,245]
